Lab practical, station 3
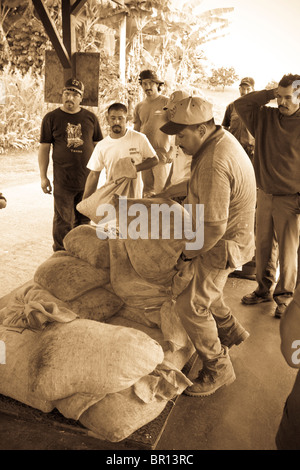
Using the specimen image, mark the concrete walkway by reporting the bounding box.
[156,276,296,450]
[0,180,296,450]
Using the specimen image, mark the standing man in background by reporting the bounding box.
[222,77,255,161]
[133,69,171,197]
[38,78,103,251]
[83,102,158,200]
[235,74,300,318]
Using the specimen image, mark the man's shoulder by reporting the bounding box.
[225,101,235,111]
[95,134,110,147]
[127,128,149,142]
[127,128,144,137]
[157,94,169,103]
[43,107,61,119]
[134,100,145,109]
[80,107,98,119]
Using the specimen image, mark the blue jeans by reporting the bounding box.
[53,185,89,251]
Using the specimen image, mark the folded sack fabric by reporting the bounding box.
[112,157,137,184]
[2,283,78,330]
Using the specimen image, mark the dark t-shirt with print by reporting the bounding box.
[40,107,103,190]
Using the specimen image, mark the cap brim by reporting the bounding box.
[160,121,187,135]
[63,87,83,95]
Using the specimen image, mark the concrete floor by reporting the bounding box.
[0,277,297,450]
[156,276,297,450]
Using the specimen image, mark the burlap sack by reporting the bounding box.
[111,196,189,285]
[0,325,54,413]
[76,178,136,224]
[34,252,109,301]
[78,387,168,442]
[63,225,110,269]
[30,319,164,407]
[112,156,137,183]
[67,286,123,321]
[109,239,171,313]
[77,361,192,442]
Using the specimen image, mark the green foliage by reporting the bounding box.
[265,79,278,90]
[0,0,49,74]
[0,67,51,153]
[207,66,238,90]
[0,0,235,150]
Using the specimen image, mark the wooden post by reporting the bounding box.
[119,14,126,85]
[62,0,77,80]
[32,0,89,77]
[32,0,71,69]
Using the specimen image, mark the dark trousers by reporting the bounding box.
[255,189,300,304]
[53,185,89,252]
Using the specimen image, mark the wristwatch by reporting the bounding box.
[180,252,193,262]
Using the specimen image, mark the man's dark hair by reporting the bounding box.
[278,74,300,88]
[107,102,128,114]
[202,117,215,128]
[188,118,215,132]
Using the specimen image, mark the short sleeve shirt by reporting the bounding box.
[133,95,171,161]
[87,128,156,198]
[186,127,256,268]
[40,107,102,191]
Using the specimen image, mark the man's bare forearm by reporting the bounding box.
[135,156,159,172]
[82,170,100,199]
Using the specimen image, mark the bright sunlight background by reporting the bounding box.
[197,0,300,89]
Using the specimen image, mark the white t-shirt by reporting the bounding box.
[87,128,156,197]
[169,145,192,185]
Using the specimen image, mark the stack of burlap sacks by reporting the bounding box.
[0,195,195,442]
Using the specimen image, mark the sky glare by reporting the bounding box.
[196,0,300,88]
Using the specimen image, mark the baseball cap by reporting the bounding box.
[239,77,255,87]
[163,90,190,110]
[63,78,84,96]
[139,69,164,85]
[160,96,214,135]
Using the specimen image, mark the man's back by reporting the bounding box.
[187,127,256,268]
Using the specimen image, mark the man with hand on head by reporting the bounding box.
[82,102,158,200]
[222,77,255,161]
[235,74,300,318]
[160,96,256,397]
[38,78,102,251]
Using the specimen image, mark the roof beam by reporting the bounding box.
[70,0,89,17]
[32,0,71,69]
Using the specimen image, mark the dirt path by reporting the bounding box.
[0,150,54,298]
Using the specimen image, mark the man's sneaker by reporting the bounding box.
[222,329,250,349]
[242,291,273,305]
[274,303,288,319]
[184,348,236,397]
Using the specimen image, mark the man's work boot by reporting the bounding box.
[274,303,288,319]
[241,291,273,305]
[221,329,250,349]
[184,347,236,397]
